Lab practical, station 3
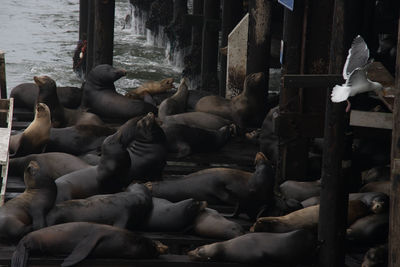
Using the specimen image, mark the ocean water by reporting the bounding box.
[0,0,181,96]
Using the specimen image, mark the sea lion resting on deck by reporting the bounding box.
[146,152,275,219]
[11,222,168,267]
[126,77,175,99]
[0,161,56,242]
[158,77,188,120]
[9,103,51,158]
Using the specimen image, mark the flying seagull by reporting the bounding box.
[331,35,384,112]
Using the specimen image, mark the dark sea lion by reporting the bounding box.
[9,152,90,180]
[362,244,388,267]
[151,89,213,109]
[147,152,275,219]
[362,165,390,185]
[360,181,390,195]
[158,77,188,120]
[195,72,267,128]
[193,208,245,240]
[45,124,116,156]
[188,229,316,264]
[140,198,206,232]
[251,200,371,233]
[10,83,82,110]
[11,222,167,267]
[9,103,51,158]
[126,77,175,99]
[279,179,321,202]
[81,64,157,122]
[47,184,152,229]
[163,111,233,130]
[0,161,56,242]
[259,106,279,163]
[125,112,167,181]
[347,213,388,244]
[34,75,102,127]
[161,123,233,158]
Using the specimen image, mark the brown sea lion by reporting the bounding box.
[46,184,152,229]
[9,103,51,158]
[146,152,275,219]
[251,200,371,233]
[158,77,188,120]
[126,77,175,99]
[34,75,103,127]
[11,222,167,267]
[81,64,157,122]
[8,152,90,180]
[163,111,233,130]
[0,161,57,242]
[188,229,317,264]
[195,72,267,128]
[193,208,245,240]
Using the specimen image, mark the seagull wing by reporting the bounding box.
[346,67,378,96]
[342,35,369,80]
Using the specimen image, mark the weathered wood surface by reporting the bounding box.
[350,110,393,130]
[0,99,12,206]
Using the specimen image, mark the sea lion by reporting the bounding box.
[360,181,390,195]
[147,152,275,219]
[0,161,57,242]
[45,124,116,156]
[347,213,388,244]
[195,72,267,128]
[11,222,167,267]
[81,64,157,122]
[46,183,152,229]
[158,77,188,120]
[279,179,321,202]
[9,152,90,180]
[193,208,245,240]
[251,200,371,233]
[188,229,316,264]
[361,244,388,267]
[151,89,213,110]
[124,112,167,181]
[163,112,233,130]
[259,106,279,163]
[362,165,390,185]
[161,123,233,158]
[10,83,82,110]
[126,77,175,99]
[34,75,102,127]
[9,103,51,158]
[140,198,206,232]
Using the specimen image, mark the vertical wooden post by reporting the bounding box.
[0,51,6,99]
[219,0,243,96]
[79,0,89,41]
[246,0,272,113]
[389,12,400,267]
[85,0,95,76]
[192,0,204,47]
[93,0,115,67]
[276,1,308,182]
[201,0,220,94]
[318,0,349,266]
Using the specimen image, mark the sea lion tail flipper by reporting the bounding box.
[11,241,29,267]
[61,233,104,267]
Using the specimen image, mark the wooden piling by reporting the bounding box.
[201,0,220,94]
[0,52,6,99]
[85,0,95,76]
[93,0,115,67]
[389,12,400,267]
[219,0,243,96]
[317,0,349,266]
[79,0,89,41]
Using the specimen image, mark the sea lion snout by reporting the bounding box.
[254,152,268,165]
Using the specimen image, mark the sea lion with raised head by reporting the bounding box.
[0,161,57,242]
[11,222,167,267]
[158,77,188,120]
[9,103,51,158]
[126,77,175,99]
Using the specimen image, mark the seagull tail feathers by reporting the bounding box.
[331,85,351,103]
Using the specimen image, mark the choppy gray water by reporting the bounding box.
[0,0,181,96]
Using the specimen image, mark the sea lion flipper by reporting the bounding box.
[61,233,104,267]
[11,241,30,267]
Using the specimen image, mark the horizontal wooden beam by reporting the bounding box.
[273,112,325,138]
[283,74,344,89]
[350,110,393,130]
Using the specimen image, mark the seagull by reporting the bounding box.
[331,35,384,112]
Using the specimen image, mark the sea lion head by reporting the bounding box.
[34,75,57,103]
[160,77,175,90]
[361,244,388,267]
[248,152,275,197]
[370,194,389,214]
[87,64,127,87]
[188,244,220,261]
[243,72,265,96]
[34,103,51,119]
[34,75,56,89]
[134,112,166,143]
[24,161,53,189]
